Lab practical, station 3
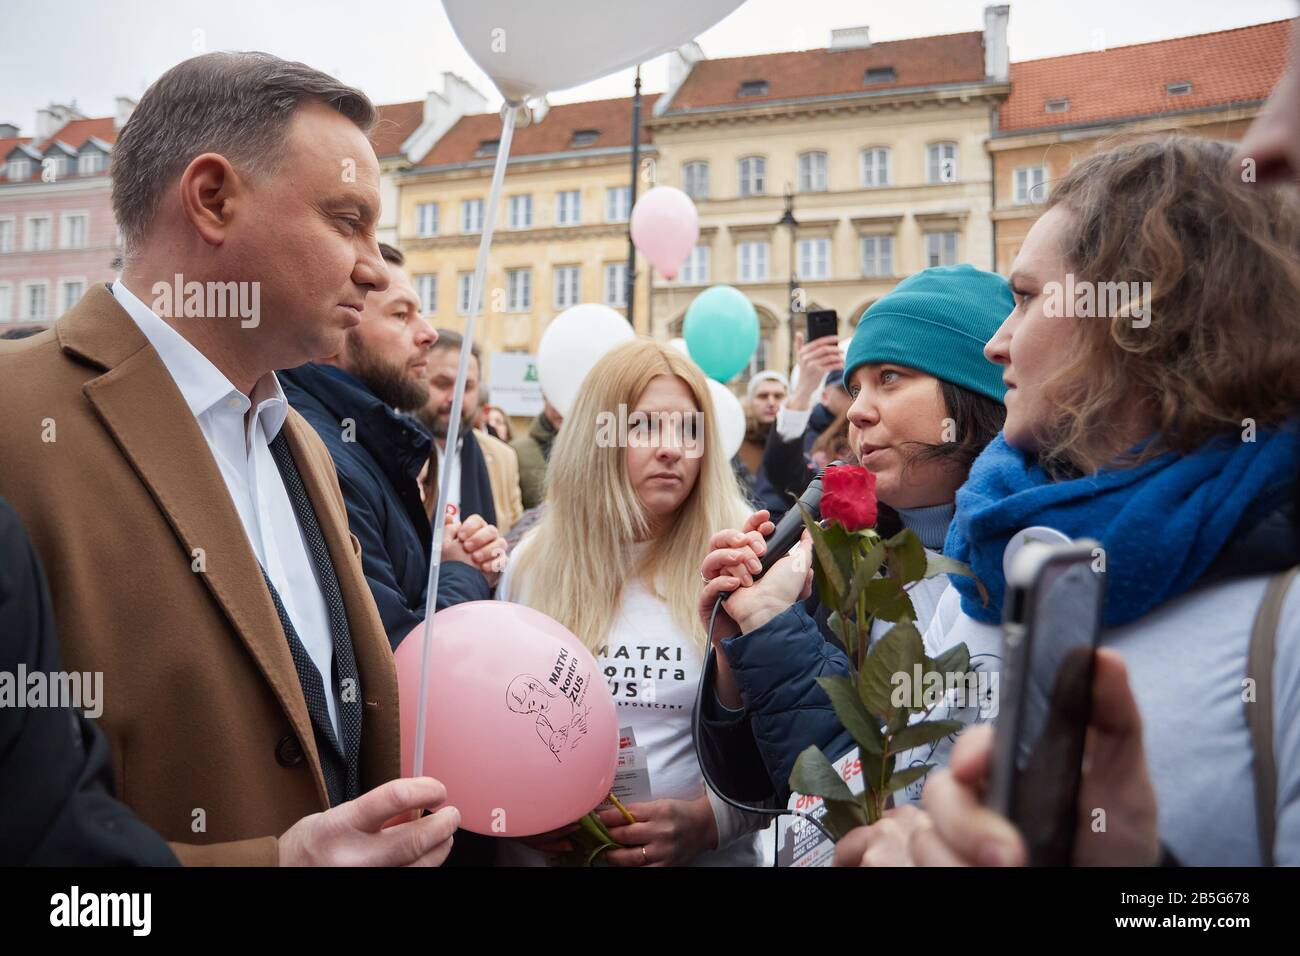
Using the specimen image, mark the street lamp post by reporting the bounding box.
[625,67,642,328]
[777,183,799,372]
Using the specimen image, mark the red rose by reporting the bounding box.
[820,465,878,531]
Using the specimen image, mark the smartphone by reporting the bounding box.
[987,540,1105,866]
[806,309,838,343]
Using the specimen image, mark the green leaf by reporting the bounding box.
[923,553,990,606]
[844,543,887,612]
[816,676,883,755]
[930,642,971,679]
[885,704,910,736]
[888,719,963,753]
[861,577,916,624]
[884,529,927,583]
[789,745,855,804]
[858,621,924,717]
[883,764,935,794]
[799,506,845,605]
[820,797,869,841]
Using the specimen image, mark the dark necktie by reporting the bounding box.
[259,431,363,806]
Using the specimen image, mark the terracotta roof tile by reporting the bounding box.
[665,32,988,112]
[418,94,659,167]
[999,19,1292,133]
[36,116,117,151]
[371,99,424,158]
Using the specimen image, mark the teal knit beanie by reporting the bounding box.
[842,264,1012,403]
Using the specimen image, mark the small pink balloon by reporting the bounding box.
[630,185,700,280]
[394,601,618,837]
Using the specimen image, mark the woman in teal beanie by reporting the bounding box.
[691,263,1013,808]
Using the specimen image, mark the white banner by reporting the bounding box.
[488,352,544,417]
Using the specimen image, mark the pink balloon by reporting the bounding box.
[630,185,699,279]
[394,601,618,837]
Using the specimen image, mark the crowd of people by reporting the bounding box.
[2,25,1299,867]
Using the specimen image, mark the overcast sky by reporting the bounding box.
[2,0,1294,130]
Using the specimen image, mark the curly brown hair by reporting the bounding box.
[1038,134,1300,471]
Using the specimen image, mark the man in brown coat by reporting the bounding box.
[0,52,462,866]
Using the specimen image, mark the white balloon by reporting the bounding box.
[706,379,746,461]
[537,304,635,418]
[443,0,745,101]
[667,337,689,355]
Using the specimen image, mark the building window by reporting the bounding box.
[25,215,52,251]
[0,218,13,254]
[1045,97,1070,113]
[860,235,893,278]
[570,129,600,148]
[683,161,709,200]
[738,156,766,197]
[7,158,31,181]
[1166,81,1192,97]
[416,202,439,237]
[475,139,499,158]
[738,80,769,97]
[605,186,631,222]
[556,190,581,226]
[507,268,532,312]
[603,263,628,308]
[925,232,958,267]
[416,274,437,314]
[797,237,830,280]
[553,266,580,309]
[737,241,770,282]
[22,281,48,321]
[798,151,828,193]
[1013,166,1047,205]
[60,278,85,313]
[461,198,484,233]
[61,213,88,249]
[457,272,474,315]
[864,66,897,84]
[680,244,711,285]
[508,194,532,230]
[860,147,890,187]
[0,283,11,321]
[77,151,104,175]
[927,142,958,184]
[44,155,68,180]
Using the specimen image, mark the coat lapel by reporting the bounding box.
[63,286,331,806]
[280,413,400,788]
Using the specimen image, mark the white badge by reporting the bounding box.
[1002,525,1072,581]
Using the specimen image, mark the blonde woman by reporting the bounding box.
[497,338,762,866]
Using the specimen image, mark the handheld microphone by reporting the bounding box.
[751,459,847,578]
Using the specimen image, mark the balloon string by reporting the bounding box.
[411,103,519,780]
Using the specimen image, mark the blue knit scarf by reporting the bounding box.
[943,423,1299,628]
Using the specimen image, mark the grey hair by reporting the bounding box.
[111,51,376,257]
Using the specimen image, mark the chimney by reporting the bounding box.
[114,96,137,131]
[984,4,1010,82]
[405,72,489,163]
[830,27,871,50]
[0,123,19,138]
[654,41,706,116]
[36,103,84,140]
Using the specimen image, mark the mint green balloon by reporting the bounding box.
[683,285,759,382]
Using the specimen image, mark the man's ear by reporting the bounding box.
[178,152,240,247]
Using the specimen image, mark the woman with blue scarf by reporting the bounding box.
[709,134,1300,866]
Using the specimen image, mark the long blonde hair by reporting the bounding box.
[511,338,750,653]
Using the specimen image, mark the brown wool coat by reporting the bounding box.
[0,285,401,865]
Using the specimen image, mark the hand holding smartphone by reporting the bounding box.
[987,540,1106,866]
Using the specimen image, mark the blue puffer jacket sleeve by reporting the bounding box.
[704,604,855,805]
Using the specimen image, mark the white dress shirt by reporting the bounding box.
[111,280,341,739]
